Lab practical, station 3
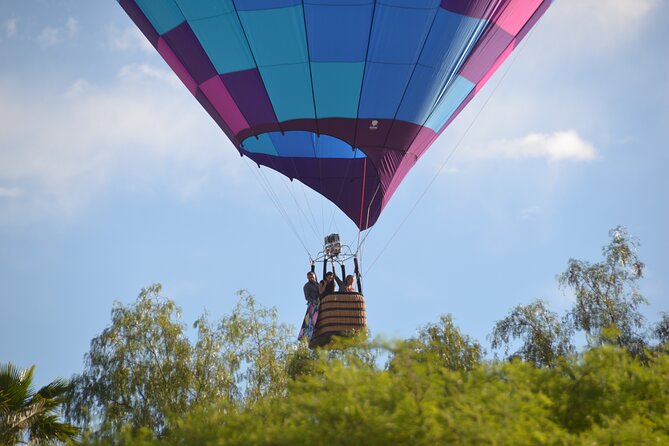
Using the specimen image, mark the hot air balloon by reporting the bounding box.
[118,0,553,346]
[118,0,551,230]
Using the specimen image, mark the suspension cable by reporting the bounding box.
[298,179,321,240]
[278,175,321,240]
[243,158,313,258]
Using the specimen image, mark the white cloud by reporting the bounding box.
[118,64,181,88]
[520,206,542,220]
[473,131,597,163]
[3,18,18,39]
[65,17,78,37]
[108,26,153,53]
[0,65,242,222]
[542,0,660,53]
[65,79,93,97]
[583,0,657,30]
[0,187,21,198]
[36,16,78,47]
[37,26,61,47]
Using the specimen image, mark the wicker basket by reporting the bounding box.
[309,292,367,348]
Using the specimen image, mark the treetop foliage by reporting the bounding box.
[490,300,574,367]
[74,342,669,446]
[66,285,293,439]
[52,226,668,445]
[558,226,647,352]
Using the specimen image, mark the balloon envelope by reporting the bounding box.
[119,0,552,229]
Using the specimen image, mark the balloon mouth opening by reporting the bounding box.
[240,131,365,159]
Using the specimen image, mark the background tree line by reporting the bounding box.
[2,226,668,445]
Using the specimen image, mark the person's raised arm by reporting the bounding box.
[333,270,345,290]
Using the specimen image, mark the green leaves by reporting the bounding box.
[67,286,293,439]
[67,226,668,444]
[653,313,669,346]
[78,343,669,446]
[559,226,648,353]
[66,284,192,436]
[0,363,78,445]
[218,291,293,403]
[393,314,482,372]
[491,226,650,366]
[490,300,574,367]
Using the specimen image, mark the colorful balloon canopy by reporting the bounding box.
[119,0,552,230]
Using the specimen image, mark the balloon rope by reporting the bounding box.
[365,184,381,231]
[247,147,316,253]
[279,176,320,240]
[356,227,373,256]
[298,181,321,240]
[243,159,312,258]
[352,231,361,257]
[365,32,533,275]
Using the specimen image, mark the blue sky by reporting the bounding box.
[1,0,668,387]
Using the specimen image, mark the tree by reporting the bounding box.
[75,343,669,446]
[0,363,78,445]
[551,345,669,435]
[395,314,482,372]
[216,290,293,403]
[66,284,195,436]
[67,285,294,438]
[653,312,669,346]
[558,226,647,353]
[490,299,574,367]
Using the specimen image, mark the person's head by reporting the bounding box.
[325,272,334,282]
[345,275,354,286]
[307,271,316,282]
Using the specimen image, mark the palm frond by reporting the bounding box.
[0,363,79,444]
[0,363,35,411]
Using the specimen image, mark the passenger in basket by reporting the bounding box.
[319,271,336,296]
[334,271,355,292]
[303,271,319,304]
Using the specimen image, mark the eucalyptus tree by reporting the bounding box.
[558,226,648,353]
[66,285,294,438]
[490,299,574,367]
[653,313,669,346]
[396,314,482,372]
[66,284,195,437]
[217,290,294,403]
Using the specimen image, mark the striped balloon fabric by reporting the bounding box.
[119,0,552,229]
